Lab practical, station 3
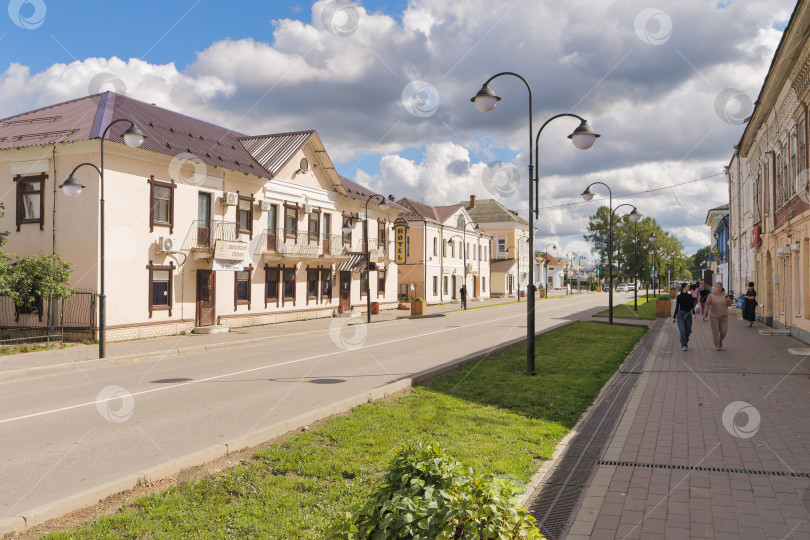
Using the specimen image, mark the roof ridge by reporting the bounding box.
[237,129,316,141]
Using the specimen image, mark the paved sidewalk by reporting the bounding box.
[0,295,564,381]
[565,311,810,539]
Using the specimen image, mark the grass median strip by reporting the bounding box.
[595,294,660,320]
[45,321,646,539]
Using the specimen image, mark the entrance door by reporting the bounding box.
[339,271,351,311]
[473,276,479,297]
[197,192,211,247]
[323,213,331,254]
[196,270,215,326]
[451,276,457,299]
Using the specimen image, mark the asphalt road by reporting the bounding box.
[0,292,627,523]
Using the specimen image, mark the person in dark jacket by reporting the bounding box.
[698,283,711,319]
[742,282,757,327]
[673,282,696,351]
[460,285,467,309]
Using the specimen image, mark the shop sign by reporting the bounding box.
[393,217,408,265]
[214,240,249,261]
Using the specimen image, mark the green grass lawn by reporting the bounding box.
[595,293,666,320]
[46,321,646,539]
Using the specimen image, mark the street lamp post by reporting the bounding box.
[472,72,599,374]
[506,235,528,301]
[342,194,389,323]
[59,119,147,359]
[581,182,642,325]
[648,233,658,295]
[617,215,639,311]
[542,243,557,295]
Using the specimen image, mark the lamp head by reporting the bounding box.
[580,187,595,202]
[616,219,624,228]
[470,83,501,112]
[122,124,146,148]
[629,207,642,222]
[341,217,353,234]
[648,232,657,243]
[568,120,600,150]
[59,175,85,197]
[379,200,390,211]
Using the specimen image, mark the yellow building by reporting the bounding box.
[0,92,403,341]
[730,2,810,340]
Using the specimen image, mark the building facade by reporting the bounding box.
[0,92,402,342]
[728,1,810,341]
[458,195,530,297]
[705,204,730,291]
[396,198,491,303]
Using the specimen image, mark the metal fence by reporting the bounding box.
[0,289,95,344]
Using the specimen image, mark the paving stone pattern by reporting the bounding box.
[563,314,810,539]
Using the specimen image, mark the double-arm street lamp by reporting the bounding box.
[472,72,599,374]
[59,119,147,359]
[342,194,390,323]
[581,182,642,325]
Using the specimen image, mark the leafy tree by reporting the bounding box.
[690,246,711,280]
[0,254,75,313]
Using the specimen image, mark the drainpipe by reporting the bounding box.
[735,149,743,295]
[440,224,444,302]
[423,218,427,300]
[52,145,57,254]
[724,161,733,297]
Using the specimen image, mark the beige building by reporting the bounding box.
[395,198,491,303]
[458,196,530,297]
[0,92,403,341]
[727,0,810,341]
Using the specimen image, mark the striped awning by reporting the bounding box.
[335,253,367,272]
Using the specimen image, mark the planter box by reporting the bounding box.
[411,300,427,316]
[369,302,380,315]
[656,299,672,317]
[397,303,411,310]
[538,290,546,298]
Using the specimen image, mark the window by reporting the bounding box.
[307,268,319,300]
[309,210,320,242]
[472,244,476,261]
[433,237,437,256]
[15,173,46,231]
[800,120,807,175]
[147,176,175,233]
[378,221,386,257]
[285,204,298,239]
[498,239,506,255]
[238,195,254,237]
[234,268,251,308]
[265,266,279,306]
[283,268,295,301]
[266,203,279,252]
[479,245,482,260]
[443,276,448,294]
[754,169,762,223]
[433,276,438,295]
[783,143,789,203]
[450,242,455,258]
[442,239,447,257]
[467,243,470,260]
[360,271,368,296]
[482,276,487,292]
[147,261,174,317]
[790,133,798,199]
[776,153,783,206]
[321,269,332,298]
[323,213,332,253]
[377,270,386,297]
[342,214,352,245]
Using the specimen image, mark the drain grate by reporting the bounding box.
[526,319,663,539]
[598,460,810,478]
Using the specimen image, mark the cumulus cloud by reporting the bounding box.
[0,0,793,256]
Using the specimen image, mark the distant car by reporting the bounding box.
[603,284,611,292]
[626,283,636,291]
[616,284,627,292]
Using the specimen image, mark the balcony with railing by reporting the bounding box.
[182,220,240,251]
[256,228,351,261]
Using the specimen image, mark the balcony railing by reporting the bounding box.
[183,220,239,250]
[256,228,350,259]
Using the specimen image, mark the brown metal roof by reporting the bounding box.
[238,131,314,177]
[340,176,406,211]
[434,205,463,223]
[490,258,517,273]
[458,198,529,225]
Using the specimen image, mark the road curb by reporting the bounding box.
[1,320,573,537]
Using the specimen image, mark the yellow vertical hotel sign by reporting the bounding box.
[394,218,408,265]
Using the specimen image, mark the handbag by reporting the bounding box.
[736,295,745,309]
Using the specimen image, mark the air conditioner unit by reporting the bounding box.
[358,211,366,220]
[258,200,271,212]
[222,192,238,206]
[302,204,313,214]
[157,236,179,253]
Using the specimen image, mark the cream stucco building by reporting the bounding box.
[0,92,403,341]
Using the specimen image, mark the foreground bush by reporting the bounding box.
[329,442,543,539]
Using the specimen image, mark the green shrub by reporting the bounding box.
[328,441,543,539]
[412,297,425,302]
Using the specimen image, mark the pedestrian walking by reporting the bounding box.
[703,282,733,350]
[673,282,696,351]
[742,281,758,327]
[698,283,710,318]
[460,285,467,309]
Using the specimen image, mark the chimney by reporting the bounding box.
[469,195,476,208]
[388,194,396,202]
